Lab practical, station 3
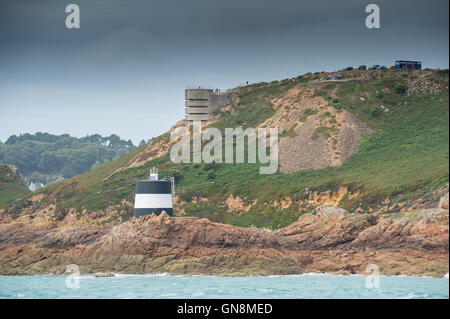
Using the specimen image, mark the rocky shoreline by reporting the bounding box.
[0,197,448,277]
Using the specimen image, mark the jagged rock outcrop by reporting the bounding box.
[313,205,348,217]
[0,204,448,277]
[439,193,449,210]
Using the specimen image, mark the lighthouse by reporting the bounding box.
[133,167,174,218]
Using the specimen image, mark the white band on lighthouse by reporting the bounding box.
[134,193,173,209]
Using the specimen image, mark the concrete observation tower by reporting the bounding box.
[133,167,175,218]
[185,88,231,122]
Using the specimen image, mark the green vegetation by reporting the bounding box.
[314,82,336,97]
[303,108,318,116]
[0,164,31,208]
[0,133,136,188]
[212,80,297,131]
[6,70,449,229]
[298,115,308,122]
[298,108,318,123]
[280,123,299,138]
[311,126,339,140]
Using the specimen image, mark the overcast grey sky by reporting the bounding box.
[0,0,448,144]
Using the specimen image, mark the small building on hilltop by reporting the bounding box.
[185,88,231,122]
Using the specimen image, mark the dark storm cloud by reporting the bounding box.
[1,0,448,65]
[1,1,445,51]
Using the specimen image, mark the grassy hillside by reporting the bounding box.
[7,69,449,228]
[0,164,31,208]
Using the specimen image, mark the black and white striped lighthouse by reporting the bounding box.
[133,167,174,218]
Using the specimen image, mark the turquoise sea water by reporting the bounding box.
[0,273,448,299]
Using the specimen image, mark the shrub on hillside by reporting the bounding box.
[395,84,408,94]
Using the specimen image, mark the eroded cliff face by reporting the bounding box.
[258,85,372,173]
[0,195,448,277]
